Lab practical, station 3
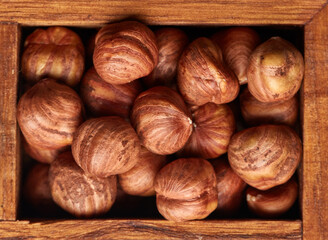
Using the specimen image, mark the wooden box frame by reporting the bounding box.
[0,1,327,239]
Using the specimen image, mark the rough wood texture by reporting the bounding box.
[0,23,21,220]
[303,4,328,240]
[0,219,301,239]
[0,0,326,26]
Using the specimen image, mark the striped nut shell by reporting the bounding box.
[17,78,84,150]
[93,21,158,85]
[228,125,302,190]
[143,27,188,88]
[72,116,141,177]
[49,151,117,218]
[21,26,85,87]
[247,37,304,102]
[240,87,299,127]
[80,67,142,118]
[246,177,298,218]
[154,158,218,222]
[179,102,236,159]
[177,37,240,106]
[131,86,193,155]
[118,146,167,197]
[212,27,260,85]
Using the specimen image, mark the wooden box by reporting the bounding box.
[0,1,327,239]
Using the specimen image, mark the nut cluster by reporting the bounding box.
[19,23,303,221]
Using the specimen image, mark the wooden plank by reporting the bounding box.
[303,4,328,240]
[0,23,21,220]
[0,219,301,239]
[0,0,326,26]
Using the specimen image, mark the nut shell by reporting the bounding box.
[131,86,193,155]
[228,125,302,190]
[49,151,117,217]
[93,21,158,84]
[17,78,84,149]
[72,116,141,177]
[178,37,240,106]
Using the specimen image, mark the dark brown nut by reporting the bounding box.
[21,27,85,87]
[80,67,142,118]
[246,178,298,218]
[179,102,235,159]
[143,28,188,88]
[17,78,84,150]
[154,158,218,221]
[240,88,299,127]
[212,27,260,85]
[93,21,158,85]
[118,146,167,196]
[177,37,240,106]
[228,125,302,190]
[72,116,141,177]
[247,37,304,102]
[49,151,117,218]
[131,86,193,155]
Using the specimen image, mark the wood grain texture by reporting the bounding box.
[0,0,327,26]
[302,4,328,240]
[0,23,21,220]
[0,219,301,239]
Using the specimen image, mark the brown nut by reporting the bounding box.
[240,88,299,127]
[49,151,117,217]
[118,146,167,196]
[228,125,302,190]
[246,177,298,218]
[72,116,141,177]
[21,27,85,87]
[17,78,84,150]
[80,67,142,118]
[93,21,158,85]
[247,37,304,102]
[131,86,193,155]
[154,158,218,221]
[177,37,240,106]
[212,27,260,85]
[143,28,188,88]
[179,103,235,159]
[212,157,246,215]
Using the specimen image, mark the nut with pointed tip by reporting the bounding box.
[228,125,302,190]
[177,37,240,106]
[49,151,117,218]
[17,78,84,150]
[131,86,193,155]
[247,37,304,102]
[154,158,218,222]
[93,21,158,85]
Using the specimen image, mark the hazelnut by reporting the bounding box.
[154,158,218,221]
[72,116,141,177]
[131,86,193,155]
[240,88,299,127]
[49,151,117,217]
[247,37,304,102]
[93,21,158,85]
[80,67,142,118]
[179,102,235,159]
[143,28,188,88]
[177,37,240,106]
[21,27,85,87]
[118,146,167,196]
[17,78,84,150]
[228,125,302,190]
[212,27,260,85]
[246,177,298,218]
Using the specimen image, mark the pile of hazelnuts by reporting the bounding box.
[18,20,303,221]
